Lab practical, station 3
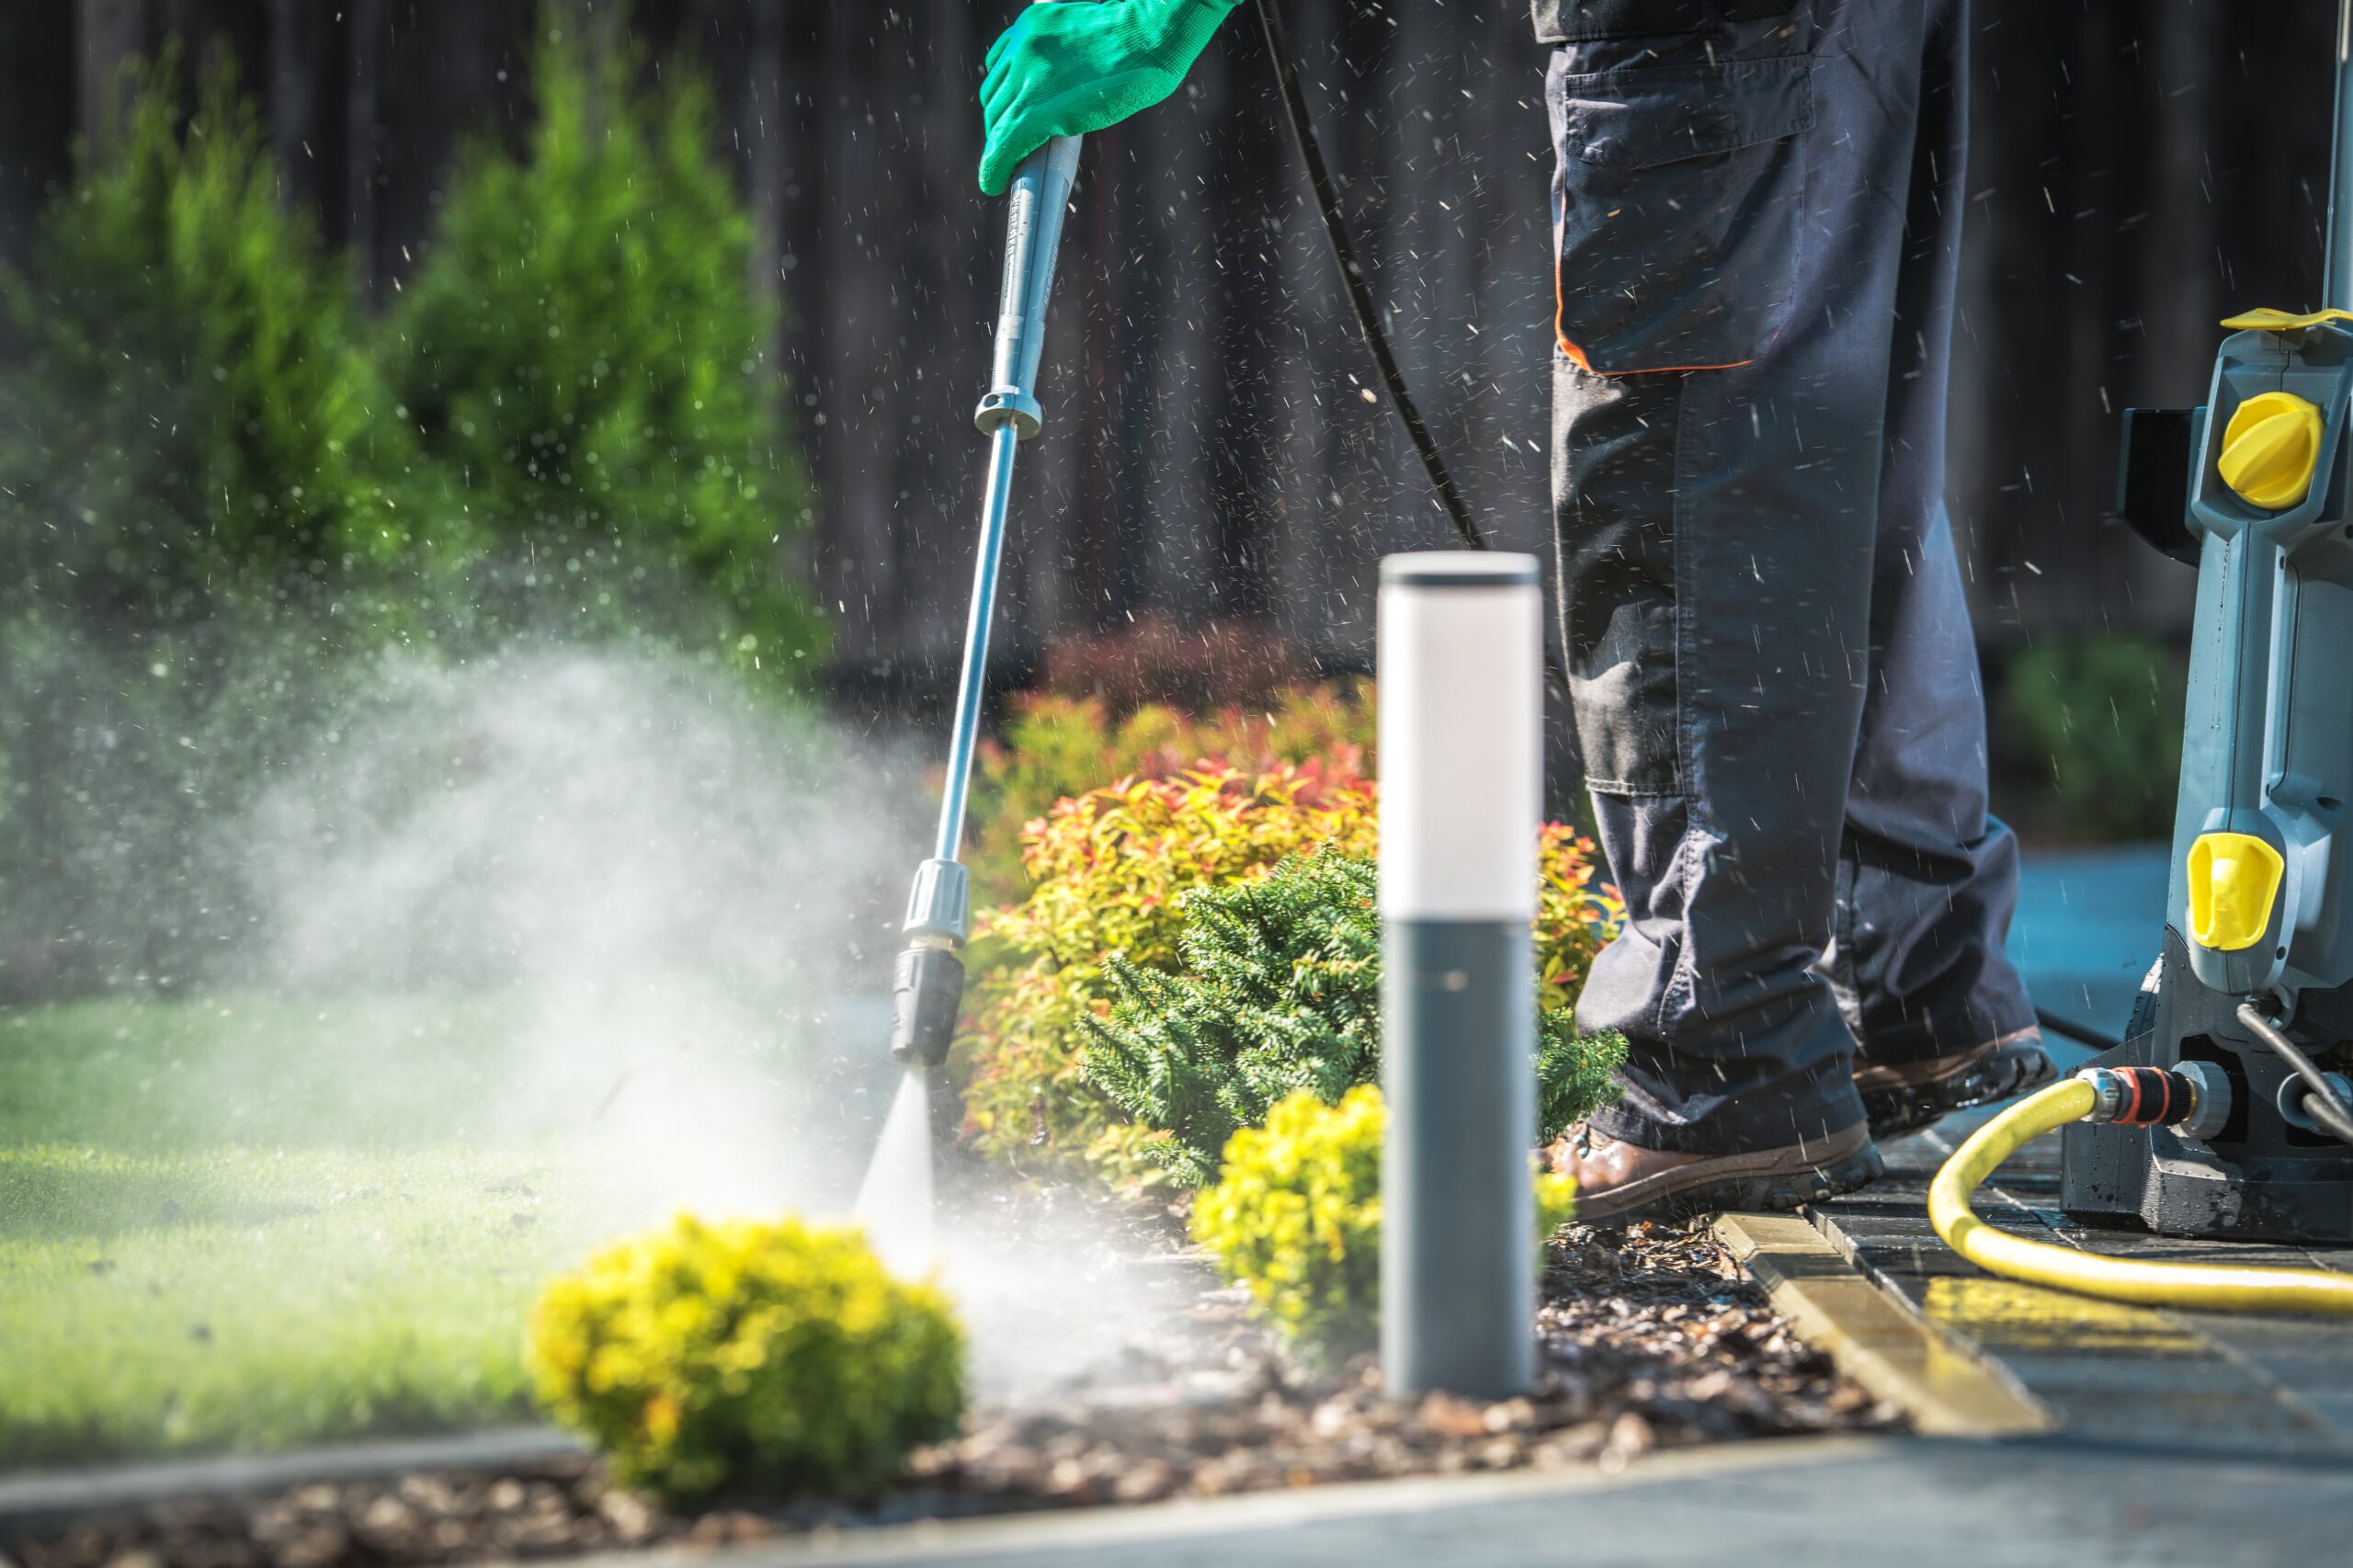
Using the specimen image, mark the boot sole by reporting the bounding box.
[1577,1142,1886,1229]
[1861,1040,2059,1142]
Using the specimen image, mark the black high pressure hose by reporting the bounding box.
[1249,0,1574,699]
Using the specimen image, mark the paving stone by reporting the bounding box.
[1846,1238,1992,1280]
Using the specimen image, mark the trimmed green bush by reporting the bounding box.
[1190,1085,1577,1359]
[0,49,426,624]
[1082,852,1625,1186]
[528,1214,965,1501]
[0,52,433,998]
[385,13,822,670]
[1999,633,2187,840]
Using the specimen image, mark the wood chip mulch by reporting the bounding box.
[7,1220,1899,1568]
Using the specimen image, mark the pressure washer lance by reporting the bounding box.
[887,131,1085,1076]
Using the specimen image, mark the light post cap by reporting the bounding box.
[1381,551,1539,587]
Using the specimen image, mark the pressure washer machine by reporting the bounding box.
[2061,3,2353,1243]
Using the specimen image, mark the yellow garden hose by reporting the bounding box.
[1927,1075,2353,1315]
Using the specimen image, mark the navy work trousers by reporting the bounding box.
[1540,0,2036,1153]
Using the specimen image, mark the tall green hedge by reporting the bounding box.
[0,51,426,627]
[0,54,432,997]
[383,20,823,670]
[0,23,824,999]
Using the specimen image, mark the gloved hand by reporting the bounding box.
[979,0,1243,196]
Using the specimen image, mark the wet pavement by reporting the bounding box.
[1819,1124,2353,1458]
[1821,841,2353,1461]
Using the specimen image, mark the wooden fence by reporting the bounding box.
[1,1,2336,698]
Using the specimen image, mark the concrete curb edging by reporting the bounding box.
[561,1435,1898,1568]
[0,1429,584,1537]
[1712,1211,2054,1437]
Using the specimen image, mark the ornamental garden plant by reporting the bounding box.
[383,19,823,672]
[1083,851,1625,1186]
[964,680,1376,906]
[1190,1085,1579,1359]
[528,1216,964,1501]
[957,764,1624,1181]
[958,762,1381,1176]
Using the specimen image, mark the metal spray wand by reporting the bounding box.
[887,127,1085,1073]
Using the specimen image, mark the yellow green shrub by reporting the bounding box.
[957,764,1623,1184]
[1538,820,1625,1014]
[964,681,1376,905]
[959,763,1378,1177]
[1189,1085,1576,1359]
[526,1215,964,1501]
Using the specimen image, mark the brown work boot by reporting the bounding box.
[1854,1028,2057,1142]
[1543,1119,1881,1227]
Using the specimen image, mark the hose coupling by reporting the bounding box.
[2075,1064,2204,1129]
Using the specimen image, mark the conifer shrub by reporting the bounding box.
[1083,853,1625,1186]
[957,767,1625,1184]
[0,52,431,997]
[0,51,424,623]
[1997,632,2187,840]
[959,763,1380,1177]
[1189,1085,1578,1358]
[527,1215,964,1501]
[385,12,822,670]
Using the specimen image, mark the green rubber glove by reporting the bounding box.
[979,0,1243,196]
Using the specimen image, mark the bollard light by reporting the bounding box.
[1378,551,1541,1400]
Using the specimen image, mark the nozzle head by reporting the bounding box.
[890,942,965,1068]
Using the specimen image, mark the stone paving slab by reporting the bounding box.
[1711,1213,2048,1436]
[1799,839,2353,1460]
[1812,1123,2353,1459]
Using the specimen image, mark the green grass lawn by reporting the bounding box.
[0,990,817,1468]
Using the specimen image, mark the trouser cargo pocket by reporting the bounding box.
[1548,40,1812,374]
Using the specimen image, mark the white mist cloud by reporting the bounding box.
[193,641,1193,1404]
[228,645,923,1218]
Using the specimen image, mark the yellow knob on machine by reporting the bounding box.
[2187,830,2285,953]
[2217,390,2324,509]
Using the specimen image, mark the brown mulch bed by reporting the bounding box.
[7,1221,1897,1568]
